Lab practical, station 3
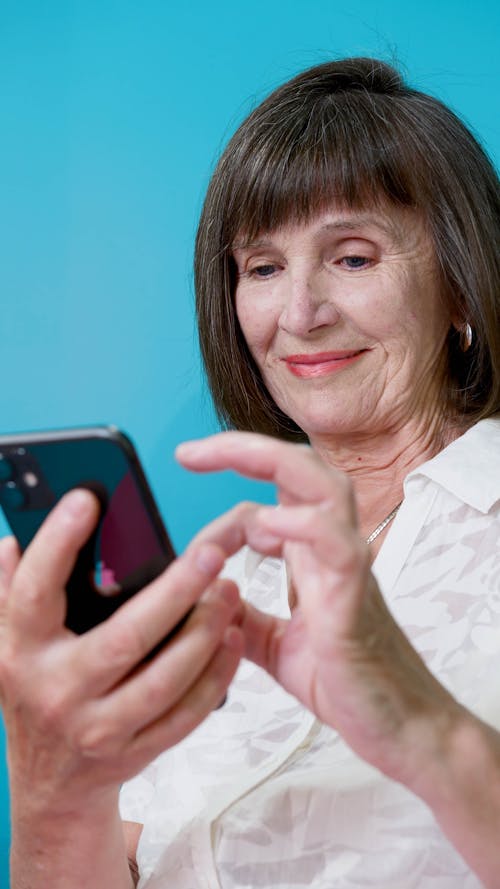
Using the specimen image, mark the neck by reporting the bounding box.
[309,412,465,544]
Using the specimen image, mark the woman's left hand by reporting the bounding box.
[177,431,462,789]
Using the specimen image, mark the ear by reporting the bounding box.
[444,282,467,332]
[450,315,465,333]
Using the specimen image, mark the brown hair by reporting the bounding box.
[195,57,500,441]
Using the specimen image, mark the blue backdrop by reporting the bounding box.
[0,0,498,880]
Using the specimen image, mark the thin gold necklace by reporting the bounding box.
[366,501,402,545]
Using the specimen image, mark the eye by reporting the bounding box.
[339,255,371,270]
[249,263,277,278]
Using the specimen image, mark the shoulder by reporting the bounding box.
[376,419,500,597]
[404,417,500,514]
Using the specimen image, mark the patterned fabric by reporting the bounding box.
[120,418,500,888]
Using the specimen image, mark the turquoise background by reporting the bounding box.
[0,0,498,880]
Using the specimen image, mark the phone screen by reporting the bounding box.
[0,429,176,634]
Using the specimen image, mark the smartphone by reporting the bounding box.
[0,426,176,635]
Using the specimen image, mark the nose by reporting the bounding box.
[278,266,340,336]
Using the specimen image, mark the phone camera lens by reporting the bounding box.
[0,454,14,482]
[0,482,26,510]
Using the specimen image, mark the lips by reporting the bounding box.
[283,349,367,378]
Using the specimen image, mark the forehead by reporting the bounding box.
[232,203,426,252]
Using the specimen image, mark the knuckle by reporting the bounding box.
[144,669,175,709]
[233,501,256,520]
[100,621,142,669]
[36,685,72,732]
[75,719,120,758]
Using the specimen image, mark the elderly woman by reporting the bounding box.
[1,57,500,888]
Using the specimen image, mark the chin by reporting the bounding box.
[286,401,381,440]
[270,382,364,436]
[288,411,355,439]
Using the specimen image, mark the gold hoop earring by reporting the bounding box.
[460,322,473,352]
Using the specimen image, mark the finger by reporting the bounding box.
[73,578,242,754]
[240,579,349,691]
[258,501,372,645]
[237,598,286,674]
[0,536,21,588]
[9,489,100,640]
[0,536,21,620]
[126,624,243,768]
[176,432,352,508]
[284,538,371,650]
[73,542,230,694]
[255,502,363,563]
[188,502,284,560]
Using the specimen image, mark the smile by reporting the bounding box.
[283,350,367,378]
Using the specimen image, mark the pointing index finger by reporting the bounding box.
[176,431,350,506]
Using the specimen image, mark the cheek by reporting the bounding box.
[355,266,450,349]
[235,297,274,358]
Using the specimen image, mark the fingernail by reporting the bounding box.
[195,544,224,575]
[175,441,201,460]
[61,488,96,517]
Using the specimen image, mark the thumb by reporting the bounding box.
[0,536,21,619]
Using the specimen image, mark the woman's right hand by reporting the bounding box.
[0,488,243,819]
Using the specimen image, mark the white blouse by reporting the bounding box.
[120,418,500,888]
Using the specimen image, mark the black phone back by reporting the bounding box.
[0,427,175,634]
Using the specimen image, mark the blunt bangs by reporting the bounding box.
[220,92,426,248]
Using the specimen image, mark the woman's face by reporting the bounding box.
[233,204,453,442]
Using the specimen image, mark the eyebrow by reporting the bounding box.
[321,215,398,236]
[232,213,401,251]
